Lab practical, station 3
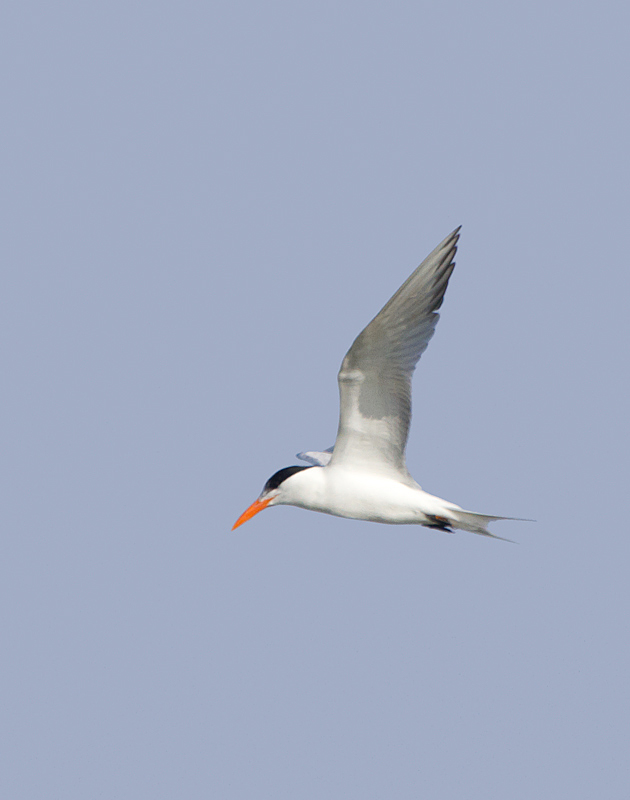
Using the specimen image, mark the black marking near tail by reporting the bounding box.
[422,514,454,533]
[263,465,313,494]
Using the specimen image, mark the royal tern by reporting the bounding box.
[233,228,520,538]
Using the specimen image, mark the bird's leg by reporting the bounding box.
[423,514,454,532]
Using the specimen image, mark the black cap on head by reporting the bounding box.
[263,465,312,494]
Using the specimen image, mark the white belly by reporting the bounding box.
[282,466,455,525]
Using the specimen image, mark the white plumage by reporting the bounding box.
[233,228,522,539]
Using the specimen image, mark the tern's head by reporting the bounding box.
[232,466,312,530]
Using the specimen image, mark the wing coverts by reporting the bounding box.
[330,228,460,473]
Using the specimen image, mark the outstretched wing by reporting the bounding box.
[329,228,460,475]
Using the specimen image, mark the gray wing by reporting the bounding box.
[329,227,460,475]
[296,448,334,466]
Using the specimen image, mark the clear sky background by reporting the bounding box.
[2,1,629,797]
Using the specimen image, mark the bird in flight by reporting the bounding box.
[233,228,521,539]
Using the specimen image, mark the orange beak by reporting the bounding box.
[232,495,273,530]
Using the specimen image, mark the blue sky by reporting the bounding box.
[1,1,629,797]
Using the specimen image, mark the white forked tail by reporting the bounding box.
[448,509,521,541]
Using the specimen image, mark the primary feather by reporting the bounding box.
[329,227,460,474]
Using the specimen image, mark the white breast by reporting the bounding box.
[278,465,453,525]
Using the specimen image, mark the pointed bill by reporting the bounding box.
[232,496,273,530]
